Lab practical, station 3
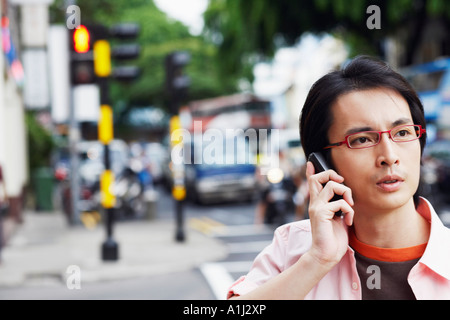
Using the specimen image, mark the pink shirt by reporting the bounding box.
[228,198,450,299]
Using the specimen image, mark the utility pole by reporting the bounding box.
[69,24,96,225]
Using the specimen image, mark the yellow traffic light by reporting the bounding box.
[100,170,116,208]
[98,105,113,144]
[94,40,111,77]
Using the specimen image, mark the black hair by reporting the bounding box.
[299,55,427,206]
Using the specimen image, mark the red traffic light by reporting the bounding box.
[73,25,90,53]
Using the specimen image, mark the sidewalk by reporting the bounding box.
[0,210,228,288]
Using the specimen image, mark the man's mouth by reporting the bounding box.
[376,175,404,192]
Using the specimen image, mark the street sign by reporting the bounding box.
[23,49,50,109]
[73,84,100,121]
[20,4,48,47]
[48,25,70,123]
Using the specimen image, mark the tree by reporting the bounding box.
[203,0,450,80]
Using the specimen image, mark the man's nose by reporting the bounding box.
[375,132,400,167]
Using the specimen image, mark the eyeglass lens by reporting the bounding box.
[348,125,420,149]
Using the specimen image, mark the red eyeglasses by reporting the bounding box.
[324,124,426,150]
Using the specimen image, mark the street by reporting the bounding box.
[153,187,281,300]
[0,187,282,300]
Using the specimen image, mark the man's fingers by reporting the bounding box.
[320,181,354,206]
[307,162,344,199]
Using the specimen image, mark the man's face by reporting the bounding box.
[327,88,421,214]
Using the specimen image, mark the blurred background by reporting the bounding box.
[0,0,450,300]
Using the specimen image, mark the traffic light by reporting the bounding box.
[165,51,191,114]
[70,23,141,84]
[110,23,140,81]
[73,25,90,53]
[70,25,95,84]
[93,40,111,77]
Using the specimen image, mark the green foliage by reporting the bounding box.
[204,0,450,73]
[25,112,55,170]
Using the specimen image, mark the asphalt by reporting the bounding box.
[0,210,228,289]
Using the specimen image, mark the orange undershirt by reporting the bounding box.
[349,228,427,262]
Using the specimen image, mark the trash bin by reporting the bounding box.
[32,167,54,211]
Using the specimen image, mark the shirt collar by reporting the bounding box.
[416,197,450,280]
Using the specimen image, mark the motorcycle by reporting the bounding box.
[58,159,102,224]
[59,159,146,224]
[113,166,146,219]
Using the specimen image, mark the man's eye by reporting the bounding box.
[396,130,410,136]
[355,137,368,144]
[350,135,375,146]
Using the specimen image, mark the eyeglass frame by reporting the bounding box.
[324,124,426,150]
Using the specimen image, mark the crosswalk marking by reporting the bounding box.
[191,216,277,299]
[212,260,254,273]
[188,217,226,235]
[214,224,274,237]
[189,217,274,237]
[227,240,271,254]
[200,263,235,300]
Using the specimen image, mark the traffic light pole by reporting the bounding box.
[98,77,119,261]
[169,115,187,243]
[175,198,185,241]
[166,52,190,243]
[101,144,119,261]
[93,25,140,260]
[68,84,81,225]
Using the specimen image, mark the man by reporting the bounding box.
[228,56,450,299]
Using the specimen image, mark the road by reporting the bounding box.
[159,187,283,300]
[186,203,277,300]
[0,187,285,300]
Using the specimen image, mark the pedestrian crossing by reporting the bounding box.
[188,216,227,236]
[190,217,275,300]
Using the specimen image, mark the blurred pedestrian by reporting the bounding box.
[0,163,8,262]
[228,56,450,300]
[254,151,296,225]
[292,163,309,221]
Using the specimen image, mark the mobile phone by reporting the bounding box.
[308,152,343,217]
